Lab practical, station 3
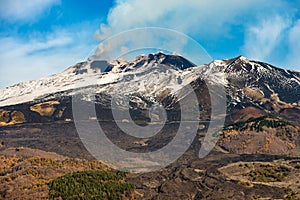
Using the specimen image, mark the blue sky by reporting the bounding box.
[0,0,300,88]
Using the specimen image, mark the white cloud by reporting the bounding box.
[242,16,291,62]
[0,0,60,22]
[0,0,299,90]
[241,16,300,71]
[0,28,95,88]
[95,0,293,39]
[287,20,300,70]
[94,0,294,65]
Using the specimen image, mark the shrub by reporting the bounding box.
[294,165,300,169]
[248,165,290,182]
[48,170,135,200]
[224,116,291,133]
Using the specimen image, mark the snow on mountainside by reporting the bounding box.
[210,56,300,103]
[0,53,299,109]
[0,53,198,107]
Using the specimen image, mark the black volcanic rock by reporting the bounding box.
[0,54,300,200]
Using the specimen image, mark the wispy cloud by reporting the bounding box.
[287,20,300,70]
[0,28,95,88]
[242,16,300,70]
[0,0,299,90]
[242,16,291,62]
[0,0,60,22]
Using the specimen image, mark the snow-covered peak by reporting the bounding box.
[0,54,299,108]
[0,53,198,107]
[210,55,274,74]
[237,55,249,62]
[109,58,128,68]
[102,52,195,74]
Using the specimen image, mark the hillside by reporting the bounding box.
[0,53,299,199]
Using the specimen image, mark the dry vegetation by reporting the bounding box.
[30,101,60,117]
[0,147,130,200]
[244,87,264,100]
[0,110,26,126]
[219,116,299,155]
[218,160,300,199]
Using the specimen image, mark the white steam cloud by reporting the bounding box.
[93,0,298,68]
